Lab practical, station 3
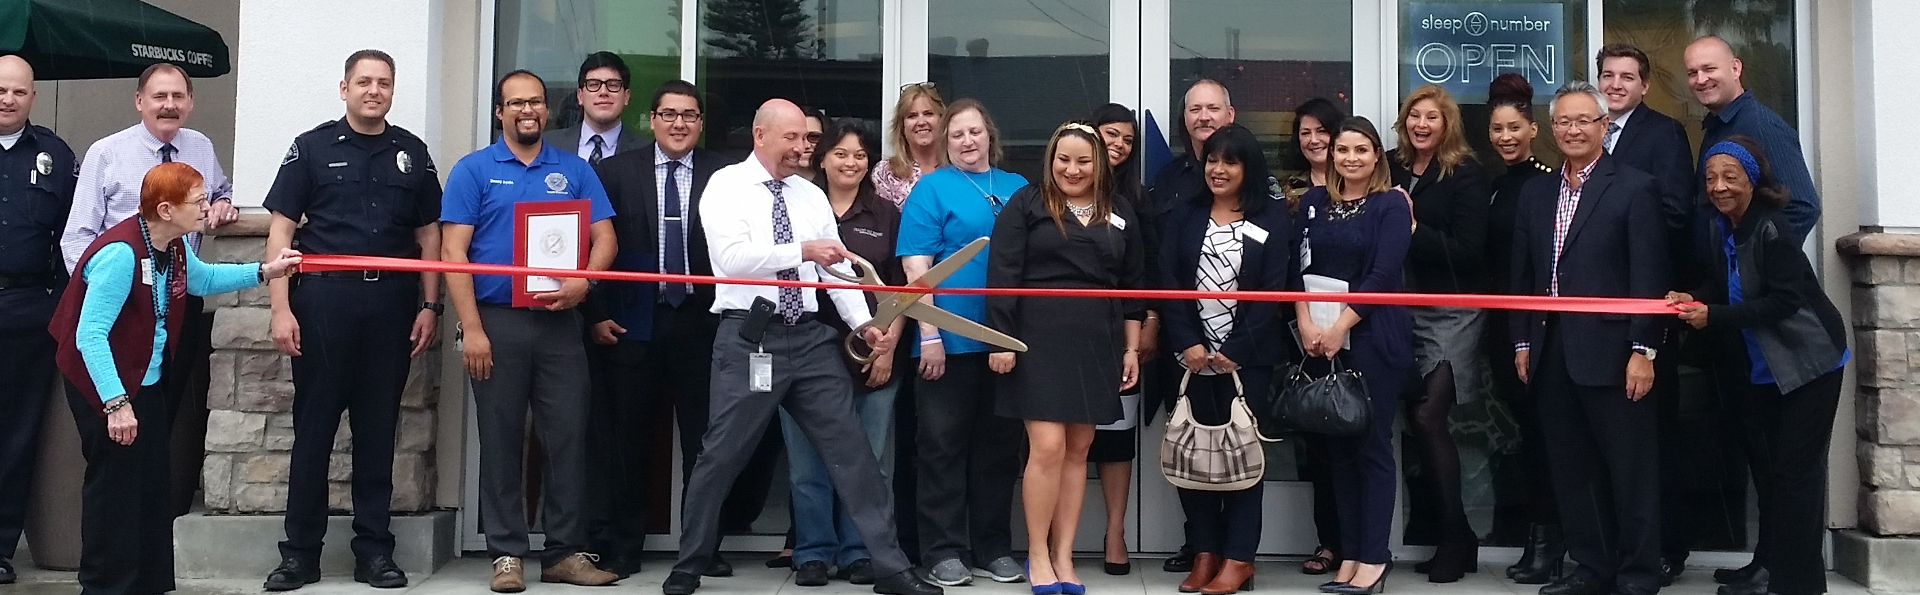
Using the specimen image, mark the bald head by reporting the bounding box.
[753,99,810,178]
[0,55,36,135]
[1685,35,1744,112]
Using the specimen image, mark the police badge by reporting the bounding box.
[397,150,413,174]
[35,152,52,176]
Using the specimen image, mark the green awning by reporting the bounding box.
[0,0,231,80]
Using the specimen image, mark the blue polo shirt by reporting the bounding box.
[441,140,615,306]
[897,166,1028,355]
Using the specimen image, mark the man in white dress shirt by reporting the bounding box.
[662,99,936,595]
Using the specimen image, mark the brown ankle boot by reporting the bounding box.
[1180,553,1223,593]
[1202,559,1255,594]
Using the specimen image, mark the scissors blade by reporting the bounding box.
[913,237,988,290]
[903,303,1028,353]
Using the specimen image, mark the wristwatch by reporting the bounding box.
[422,302,445,315]
[1631,345,1658,361]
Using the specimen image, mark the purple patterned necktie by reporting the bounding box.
[765,180,803,324]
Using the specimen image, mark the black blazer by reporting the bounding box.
[1686,201,1847,393]
[587,144,733,325]
[1390,151,1490,293]
[1154,194,1293,368]
[1508,156,1669,387]
[1606,106,1696,283]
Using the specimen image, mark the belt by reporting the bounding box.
[720,309,817,325]
[301,270,418,282]
[0,273,51,290]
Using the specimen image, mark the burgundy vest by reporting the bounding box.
[49,218,187,416]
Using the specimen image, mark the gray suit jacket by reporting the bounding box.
[543,124,645,161]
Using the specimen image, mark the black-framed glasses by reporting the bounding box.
[653,110,703,123]
[580,78,626,93]
[503,98,546,111]
[900,81,937,92]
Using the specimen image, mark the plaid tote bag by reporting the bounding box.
[1159,371,1278,491]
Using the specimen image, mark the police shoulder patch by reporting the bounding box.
[282,141,300,166]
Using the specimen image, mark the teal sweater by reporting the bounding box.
[76,241,259,402]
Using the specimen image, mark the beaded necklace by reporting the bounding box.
[137,218,173,318]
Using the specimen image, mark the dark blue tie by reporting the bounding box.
[159,143,176,163]
[663,160,688,306]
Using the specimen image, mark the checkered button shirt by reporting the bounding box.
[1549,157,1601,296]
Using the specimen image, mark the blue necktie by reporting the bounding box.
[159,143,176,163]
[663,161,688,306]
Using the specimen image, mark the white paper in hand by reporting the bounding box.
[1302,274,1351,350]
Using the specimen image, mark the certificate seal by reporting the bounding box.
[540,228,566,258]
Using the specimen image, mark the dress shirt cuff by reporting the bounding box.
[1514,342,1530,353]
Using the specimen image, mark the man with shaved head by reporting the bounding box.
[666,99,939,595]
[0,53,74,586]
[1685,35,1819,242]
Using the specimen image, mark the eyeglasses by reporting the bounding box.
[503,98,546,112]
[900,81,937,92]
[580,78,626,93]
[804,132,823,144]
[653,110,703,123]
[1551,116,1603,129]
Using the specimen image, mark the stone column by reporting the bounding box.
[1836,232,1920,591]
[194,216,440,513]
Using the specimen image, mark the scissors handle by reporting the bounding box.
[843,322,882,366]
[821,254,877,285]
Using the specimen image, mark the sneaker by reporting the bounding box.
[795,560,831,587]
[973,557,1027,583]
[491,556,526,593]
[542,552,620,586]
[927,558,974,587]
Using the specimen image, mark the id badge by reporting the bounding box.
[749,349,773,393]
[141,258,155,286]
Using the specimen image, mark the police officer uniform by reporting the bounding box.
[261,119,442,579]
[0,122,75,582]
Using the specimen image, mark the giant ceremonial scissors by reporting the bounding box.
[824,237,1028,364]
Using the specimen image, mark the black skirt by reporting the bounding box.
[995,294,1125,425]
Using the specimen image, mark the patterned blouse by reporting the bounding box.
[873,160,922,209]
[1190,219,1246,375]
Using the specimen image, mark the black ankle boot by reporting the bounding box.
[1426,526,1480,583]
[1511,524,1565,585]
[1507,524,1542,579]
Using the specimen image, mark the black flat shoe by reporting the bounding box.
[354,555,409,589]
[663,571,702,595]
[1539,572,1608,595]
[842,559,876,585]
[264,557,322,591]
[1105,561,1132,576]
[0,558,15,585]
[1713,563,1760,585]
[1164,545,1196,573]
[795,561,831,587]
[704,554,734,577]
[874,569,944,595]
[768,554,794,569]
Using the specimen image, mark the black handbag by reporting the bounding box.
[1273,356,1371,436]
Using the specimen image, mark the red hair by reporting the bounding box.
[138,162,204,219]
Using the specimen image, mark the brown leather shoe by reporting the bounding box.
[491,556,526,593]
[1180,553,1223,593]
[1202,559,1255,594]
[542,552,620,586]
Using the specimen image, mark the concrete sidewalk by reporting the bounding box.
[3,553,1892,595]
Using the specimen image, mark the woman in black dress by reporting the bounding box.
[1159,125,1291,595]
[1389,84,1491,583]
[988,121,1147,594]
[1295,117,1412,595]
[1087,103,1148,576]
[1483,73,1565,584]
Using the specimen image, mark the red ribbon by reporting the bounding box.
[301,254,1682,315]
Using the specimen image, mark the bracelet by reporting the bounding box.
[920,336,943,344]
[256,263,267,284]
[103,396,129,415]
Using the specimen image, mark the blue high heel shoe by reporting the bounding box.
[1061,581,1086,595]
[1028,561,1062,595]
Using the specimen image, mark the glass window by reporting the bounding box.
[1170,0,1354,182]
[495,0,682,135]
[929,0,1109,182]
[699,0,884,161]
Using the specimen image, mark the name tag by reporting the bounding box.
[1239,222,1269,244]
[141,258,155,286]
[1109,213,1127,230]
[749,350,773,392]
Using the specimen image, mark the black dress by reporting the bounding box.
[988,186,1148,424]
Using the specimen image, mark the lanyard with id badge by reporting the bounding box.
[738,296,778,392]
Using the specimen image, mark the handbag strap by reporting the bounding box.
[1180,368,1246,396]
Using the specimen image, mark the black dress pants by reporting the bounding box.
[0,288,55,563]
[69,382,173,595]
[586,337,652,560]
[1176,369,1271,563]
[913,353,1022,565]
[1533,323,1661,592]
[1738,368,1842,595]
[280,276,417,562]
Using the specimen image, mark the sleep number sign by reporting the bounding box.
[1404,2,1568,103]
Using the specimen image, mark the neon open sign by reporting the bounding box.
[1403,3,1567,103]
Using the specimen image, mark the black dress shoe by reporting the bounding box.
[1539,572,1609,595]
[598,555,643,580]
[1616,583,1661,595]
[1713,563,1760,585]
[1105,560,1133,576]
[842,559,877,585]
[704,554,734,577]
[1717,571,1771,595]
[795,561,831,587]
[874,568,945,595]
[354,555,409,588]
[663,571,702,595]
[1164,545,1196,573]
[264,557,322,591]
[0,558,15,585]
[768,554,794,569]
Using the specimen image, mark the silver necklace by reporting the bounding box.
[1067,201,1095,220]
[959,168,1002,212]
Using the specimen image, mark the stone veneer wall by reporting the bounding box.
[193,216,440,514]
[1841,232,1920,536]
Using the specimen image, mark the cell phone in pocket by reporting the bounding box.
[738,296,776,344]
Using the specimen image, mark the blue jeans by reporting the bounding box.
[780,374,900,567]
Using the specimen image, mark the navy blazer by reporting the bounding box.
[1509,156,1669,387]
[585,144,732,340]
[1607,105,1697,286]
[1155,193,1292,368]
